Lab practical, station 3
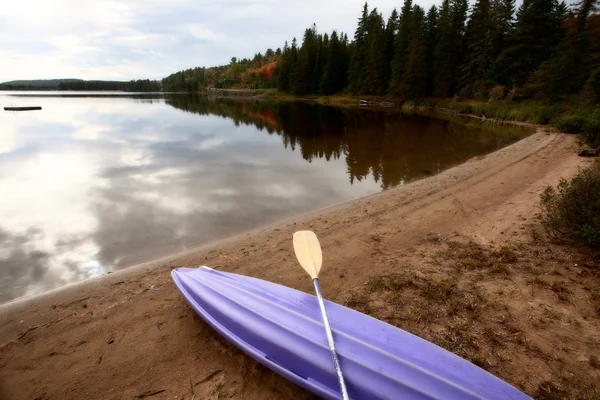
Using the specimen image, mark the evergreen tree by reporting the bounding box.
[460,0,494,95]
[389,0,414,95]
[320,31,349,94]
[381,9,399,94]
[348,2,370,93]
[338,33,351,91]
[365,8,386,94]
[319,33,330,89]
[289,38,299,92]
[492,0,568,86]
[293,25,321,94]
[277,42,291,92]
[433,0,468,96]
[402,6,428,98]
[529,0,599,98]
[491,0,516,60]
[424,6,440,95]
[433,0,454,96]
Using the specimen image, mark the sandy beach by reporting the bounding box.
[1,129,599,399]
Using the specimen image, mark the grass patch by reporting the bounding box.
[189,377,196,400]
[345,270,490,330]
[401,100,431,113]
[551,281,571,301]
[441,242,518,273]
[345,293,371,314]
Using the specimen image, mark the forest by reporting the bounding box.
[162,0,599,104]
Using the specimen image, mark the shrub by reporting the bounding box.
[554,115,589,133]
[401,100,416,113]
[583,69,600,102]
[583,119,600,147]
[540,161,600,252]
[536,107,555,124]
[488,85,505,102]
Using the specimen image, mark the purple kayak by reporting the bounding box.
[172,267,531,400]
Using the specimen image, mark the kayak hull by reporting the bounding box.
[172,267,530,400]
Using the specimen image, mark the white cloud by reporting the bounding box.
[187,24,223,43]
[1,0,440,82]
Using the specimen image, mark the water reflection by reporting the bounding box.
[166,95,529,189]
[0,92,532,302]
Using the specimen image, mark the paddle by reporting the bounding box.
[293,231,349,400]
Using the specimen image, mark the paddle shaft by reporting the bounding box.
[313,278,349,400]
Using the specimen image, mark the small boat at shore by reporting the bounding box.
[3,106,42,111]
[172,266,531,400]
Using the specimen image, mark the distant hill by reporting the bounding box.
[0,79,83,90]
[0,78,161,92]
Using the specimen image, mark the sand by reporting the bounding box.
[1,129,599,399]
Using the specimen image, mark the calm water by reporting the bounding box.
[0,92,532,302]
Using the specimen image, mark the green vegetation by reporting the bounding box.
[162,51,281,92]
[540,160,600,252]
[434,98,600,146]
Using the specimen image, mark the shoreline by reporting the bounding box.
[1,128,598,399]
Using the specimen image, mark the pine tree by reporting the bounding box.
[381,9,399,94]
[490,0,516,60]
[492,0,568,86]
[424,6,439,96]
[460,0,494,95]
[348,2,370,93]
[311,33,331,93]
[277,41,291,92]
[433,0,468,96]
[289,38,299,93]
[320,31,350,94]
[402,6,428,98]
[433,0,453,96]
[338,33,351,91]
[319,34,332,95]
[529,0,599,98]
[365,8,386,94]
[389,0,413,95]
[293,25,321,94]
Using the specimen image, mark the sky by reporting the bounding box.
[0,0,444,83]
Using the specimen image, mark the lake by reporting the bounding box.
[0,92,532,303]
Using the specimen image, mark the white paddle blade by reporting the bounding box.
[293,231,323,280]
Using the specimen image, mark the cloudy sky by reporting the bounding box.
[0,0,444,83]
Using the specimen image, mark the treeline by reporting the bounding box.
[0,79,82,90]
[57,79,161,92]
[276,0,600,101]
[162,0,599,102]
[0,79,161,92]
[162,50,281,92]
